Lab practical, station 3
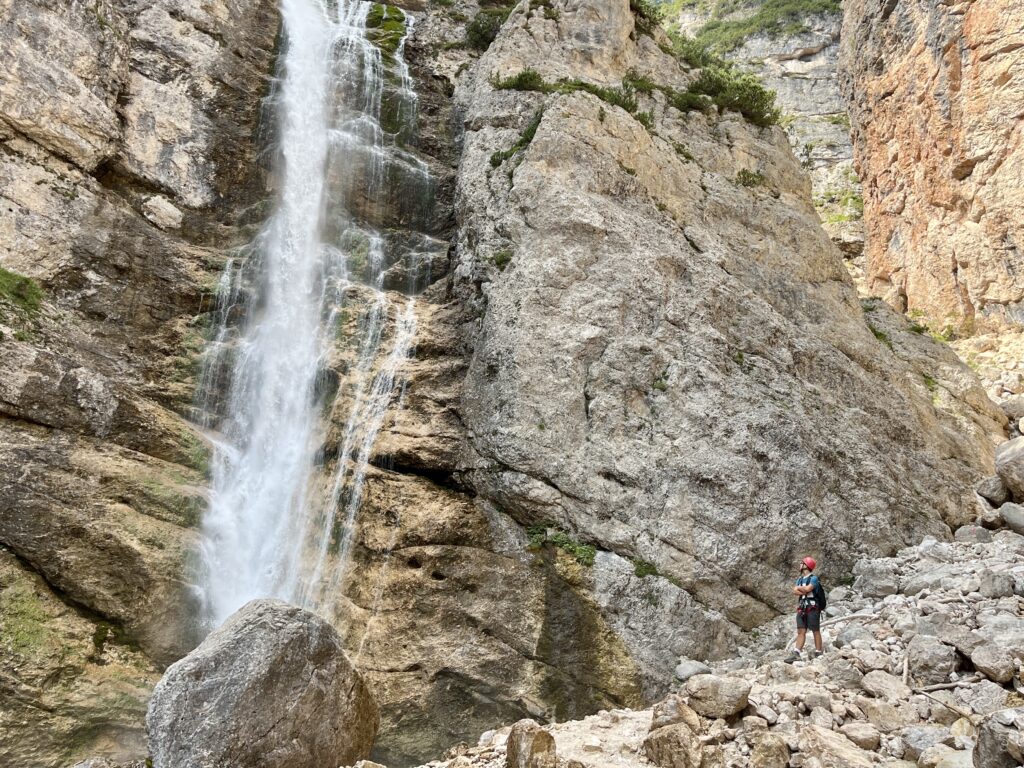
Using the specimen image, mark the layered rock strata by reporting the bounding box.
[346,0,1004,761]
[839,0,1024,330]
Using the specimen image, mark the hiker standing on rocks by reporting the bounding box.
[787,556,823,663]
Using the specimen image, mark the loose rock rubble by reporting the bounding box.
[378,525,1024,768]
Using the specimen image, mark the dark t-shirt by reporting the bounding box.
[795,574,820,610]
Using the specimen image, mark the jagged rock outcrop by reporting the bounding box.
[839,0,1024,329]
[147,599,378,768]
[0,0,277,762]
[672,6,865,265]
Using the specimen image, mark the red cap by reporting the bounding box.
[803,557,817,571]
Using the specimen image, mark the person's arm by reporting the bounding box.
[794,576,817,595]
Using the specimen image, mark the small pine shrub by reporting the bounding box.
[630,0,664,35]
[736,169,765,187]
[467,8,509,51]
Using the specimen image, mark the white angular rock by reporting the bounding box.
[674,659,711,682]
[839,722,880,750]
[684,674,751,718]
[142,196,184,230]
[907,635,957,686]
[861,670,913,701]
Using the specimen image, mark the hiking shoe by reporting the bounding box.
[784,652,801,664]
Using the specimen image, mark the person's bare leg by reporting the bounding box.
[795,627,806,652]
[813,630,823,652]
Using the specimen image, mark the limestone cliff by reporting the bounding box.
[839,0,1024,330]
[0,0,1011,766]
[671,1,865,264]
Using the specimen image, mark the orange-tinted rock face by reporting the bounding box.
[839,0,1024,331]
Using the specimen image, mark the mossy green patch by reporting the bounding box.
[490,109,544,168]
[1,582,56,656]
[527,524,596,566]
[365,3,406,56]
[0,266,44,315]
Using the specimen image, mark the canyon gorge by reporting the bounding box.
[0,0,1021,766]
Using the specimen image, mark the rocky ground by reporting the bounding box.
[373,523,1024,768]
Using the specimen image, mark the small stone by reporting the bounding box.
[674,659,712,682]
[979,569,1015,598]
[917,743,955,768]
[900,725,953,761]
[650,693,701,732]
[839,722,880,750]
[977,476,1011,507]
[142,195,184,230]
[955,525,993,543]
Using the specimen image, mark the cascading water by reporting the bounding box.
[195,0,433,629]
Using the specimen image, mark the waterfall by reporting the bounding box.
[195,0,431,629]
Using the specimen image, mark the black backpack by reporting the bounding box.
[813,579,827,611]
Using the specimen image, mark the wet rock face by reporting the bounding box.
[147,599,378,768]
[0,0,277,762]
[839,0,1024,329]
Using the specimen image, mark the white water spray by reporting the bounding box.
[197,0,428,628]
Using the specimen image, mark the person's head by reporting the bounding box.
[798,556,816,574]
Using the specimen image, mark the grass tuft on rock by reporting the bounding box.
[490,109,544,168]
[527,524,596,566]
[0,266,44,315]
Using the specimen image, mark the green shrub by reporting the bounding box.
[492,68,553,92]
[689,66,780,127]
[630,0,665,35]
[527,525,596,566]
[868,323,893,349]
[736,168,765,187]
[467,7,509,50]
[633,558,659,577]
[691,0,842,53]
[0,266,43,315]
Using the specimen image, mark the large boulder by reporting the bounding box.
[684,674,750,718]
[146,599,377,768]
[997,438,1024,502]
[643,722,702,768]
[506,720,556,768]
[907,635,957,686]
[974,708,1024,768]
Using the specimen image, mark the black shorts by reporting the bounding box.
[796,608,820,631]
